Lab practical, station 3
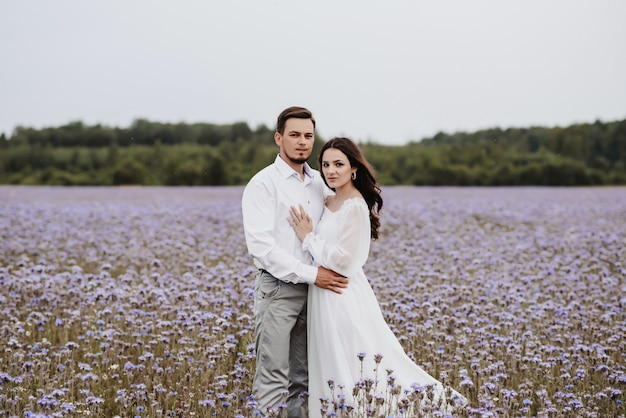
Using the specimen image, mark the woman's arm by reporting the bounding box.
[301,200,371,277]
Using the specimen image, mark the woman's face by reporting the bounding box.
[321,148,356,190]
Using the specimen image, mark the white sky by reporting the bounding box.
[1,1,625,145]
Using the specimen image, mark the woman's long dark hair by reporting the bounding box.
[319,137,383,240]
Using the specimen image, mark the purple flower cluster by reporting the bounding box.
[0,185,625,417]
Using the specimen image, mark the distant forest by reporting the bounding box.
[1,117,625,186]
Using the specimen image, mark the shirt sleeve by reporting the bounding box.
[302,200,371,278]
[242,179,318,284]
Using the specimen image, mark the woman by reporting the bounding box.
[288,137,467,416]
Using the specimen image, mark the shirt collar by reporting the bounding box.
[274,154,314,179]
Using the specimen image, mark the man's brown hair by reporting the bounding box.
[276,106,315,135]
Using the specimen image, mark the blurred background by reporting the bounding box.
[1,0,625,186]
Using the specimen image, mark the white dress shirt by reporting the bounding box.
[242,155,328,284]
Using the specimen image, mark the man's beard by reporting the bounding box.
[288,156,308,164]
[286,151,310,165]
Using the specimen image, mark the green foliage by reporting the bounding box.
[112,160,148,185]
[2,118,626,186]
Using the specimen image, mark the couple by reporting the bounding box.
[241,106,466,417]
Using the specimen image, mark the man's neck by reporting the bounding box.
[279,155,306,179]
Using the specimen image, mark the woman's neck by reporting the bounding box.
[334,184,360,200]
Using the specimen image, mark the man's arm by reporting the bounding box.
[314,266,348,294]
[242,179,318,284]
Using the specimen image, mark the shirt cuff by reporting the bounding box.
[296,263,318,285]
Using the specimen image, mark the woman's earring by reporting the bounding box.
[351,172,357,180]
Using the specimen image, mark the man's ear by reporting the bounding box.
[274,131,281,146]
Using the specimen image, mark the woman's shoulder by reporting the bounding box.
[324,194,366,214]
[340,195,368,212]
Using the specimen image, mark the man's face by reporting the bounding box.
[275,118,315,166]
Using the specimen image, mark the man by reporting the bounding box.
[241,106,348,417]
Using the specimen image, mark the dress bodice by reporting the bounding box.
[303,197,370,278]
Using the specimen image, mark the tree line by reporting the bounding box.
[1,117,625,186]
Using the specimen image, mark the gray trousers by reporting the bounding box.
[253,270,308,418]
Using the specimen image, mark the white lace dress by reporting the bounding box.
[304,198,466,417]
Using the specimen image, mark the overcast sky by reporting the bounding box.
[1,1,625,145]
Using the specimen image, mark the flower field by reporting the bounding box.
[1,186,625,417]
